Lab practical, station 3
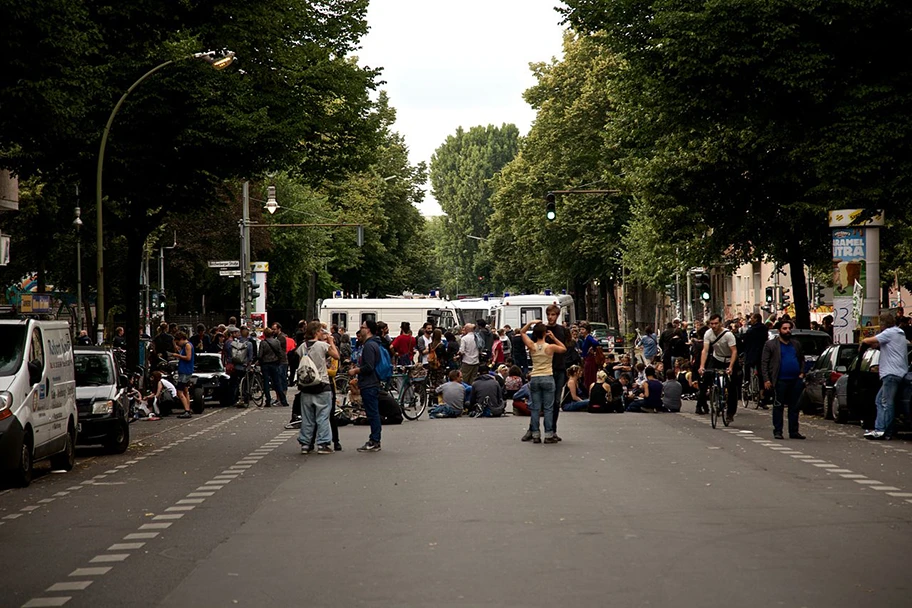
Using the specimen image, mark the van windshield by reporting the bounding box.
[75,353,115,386]
[0,325,27,376]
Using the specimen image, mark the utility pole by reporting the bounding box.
[239,181,250,326]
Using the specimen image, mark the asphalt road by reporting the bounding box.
[2,396,912,608]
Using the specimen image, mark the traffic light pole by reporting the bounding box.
[239,182,250,326]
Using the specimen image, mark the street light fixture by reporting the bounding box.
[263,186,279,214]
[95,49,235,344]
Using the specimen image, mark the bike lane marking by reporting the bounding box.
[18,426,299,608]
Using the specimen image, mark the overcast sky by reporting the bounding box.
[356,1,567,215]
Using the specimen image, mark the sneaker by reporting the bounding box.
[863,429,877,437]
[543,435,559,444]
[789,433,806,440]
[866,431,885,440]
[357,440,381,452]
[333,442,343,452]
[147,414,161,421]
[177,411,192,419]
[553,434,562,442]
[773,431,784,440]
[532,434,542,444]
[284,419,302,430]
[520,430,533,442]
[316,443,333,455]
[301,445,313,454]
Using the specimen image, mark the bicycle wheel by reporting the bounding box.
[249,373,265,407]
[404,379,428,420]
[399,383,420,420]
[750,373,761,409]
[709,385,719,429]
[721,389,732,426]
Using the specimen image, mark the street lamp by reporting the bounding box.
[95,50,235,344]
[73,202,83,333]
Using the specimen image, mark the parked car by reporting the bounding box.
[767,329,833,372]
[190,353,232,412]
[832,346,912,429]
[798,343,859,417]
[74,346,130,454]
[590,322,624,352]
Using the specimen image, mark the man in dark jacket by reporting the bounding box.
[743,313,771,409]
[471,366,505,417]
[350,320,383,452]
[760,320,806,440]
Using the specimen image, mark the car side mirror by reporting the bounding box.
[27,360,42,386]
[835,366,847,373]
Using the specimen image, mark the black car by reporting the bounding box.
[834,346,912,429]
[798,343,859,417]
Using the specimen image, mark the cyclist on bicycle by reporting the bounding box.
[698,314,738,421]
[742,313,769,409]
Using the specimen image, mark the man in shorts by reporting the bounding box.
[171,331,195,419]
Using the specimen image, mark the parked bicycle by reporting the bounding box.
[382,365,429,420]
[239,363,265,407]
[741,364,761,409]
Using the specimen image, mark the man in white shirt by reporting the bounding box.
[416,322,434,364]
[698,313,739,422]
[458,323,480,384]
[862,313,911,440]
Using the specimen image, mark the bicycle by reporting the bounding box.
[741,364,761,409]
[383,365,429,421]
[706,369,731,429]
[239,363,265,407]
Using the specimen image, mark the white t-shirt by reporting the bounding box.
[297,340,332,385]
[704,329,737,363]
[459,333,479,365]
[417,334,432,364]
[159,378,177,398]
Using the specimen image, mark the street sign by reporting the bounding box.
[208,260,240,269]
[219,270,242,277]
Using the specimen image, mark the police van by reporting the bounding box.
[495,292,576,329]
[320,295,460,337]
[0,319,77,486]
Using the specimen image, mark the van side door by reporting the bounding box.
[26,325,50,448]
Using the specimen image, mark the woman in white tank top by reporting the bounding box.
[519,320,567,443]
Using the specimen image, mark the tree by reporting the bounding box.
[485,32,627,324]
[429,124,520,296]
[562,0,912,328]
[2,1,382,364]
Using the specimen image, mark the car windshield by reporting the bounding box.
[793,334,832,357]
[75,353,115,386]
[0,325,27,377]
[195,356,224,373]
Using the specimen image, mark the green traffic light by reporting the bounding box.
[546,208,556,221]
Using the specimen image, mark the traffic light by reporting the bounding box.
[666,283,677,301]
[157,291,166,310]
[248,278,261,302]
[765,286,774,303]
[694,273,711,301]
[545,192,556,221]
[814,283,825,306]
[781,287,791,307]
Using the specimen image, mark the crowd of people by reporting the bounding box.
[127,303,911,454]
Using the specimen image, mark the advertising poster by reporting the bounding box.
[832,297,854,344]
[832,227,865,297]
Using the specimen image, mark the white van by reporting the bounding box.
[0,320,77,486]
[453,297,501,327]
[320,297,461,337]
[495,293,576,329]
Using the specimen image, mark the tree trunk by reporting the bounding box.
[604,277,620,330]
[786,235,810,330]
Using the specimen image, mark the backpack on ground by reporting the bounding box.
[230,340,248,365]
[296,343,321,389]
[374,341,393,382]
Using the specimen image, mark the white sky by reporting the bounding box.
[356,1,567,215]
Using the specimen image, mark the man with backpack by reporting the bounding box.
[349,319,388,452]
[475,319,494,365]
[258,327,289,407]
[224,326,253,407]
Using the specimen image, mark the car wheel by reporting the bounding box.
[833,393,849,424]
[191,387,205,414]
[823,389,835,420]
[103,418,130,454]
[50,424,76,471]
[9,432,34,487]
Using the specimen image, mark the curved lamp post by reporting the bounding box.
[95,50,235,344]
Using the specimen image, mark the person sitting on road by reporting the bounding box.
[137,370,176,420]
[431,370,466,418]
[662,369,683,413]
[471,365,505,417]
[626,367,663,412]
[504,365,524,399]
[561,365,590,411]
